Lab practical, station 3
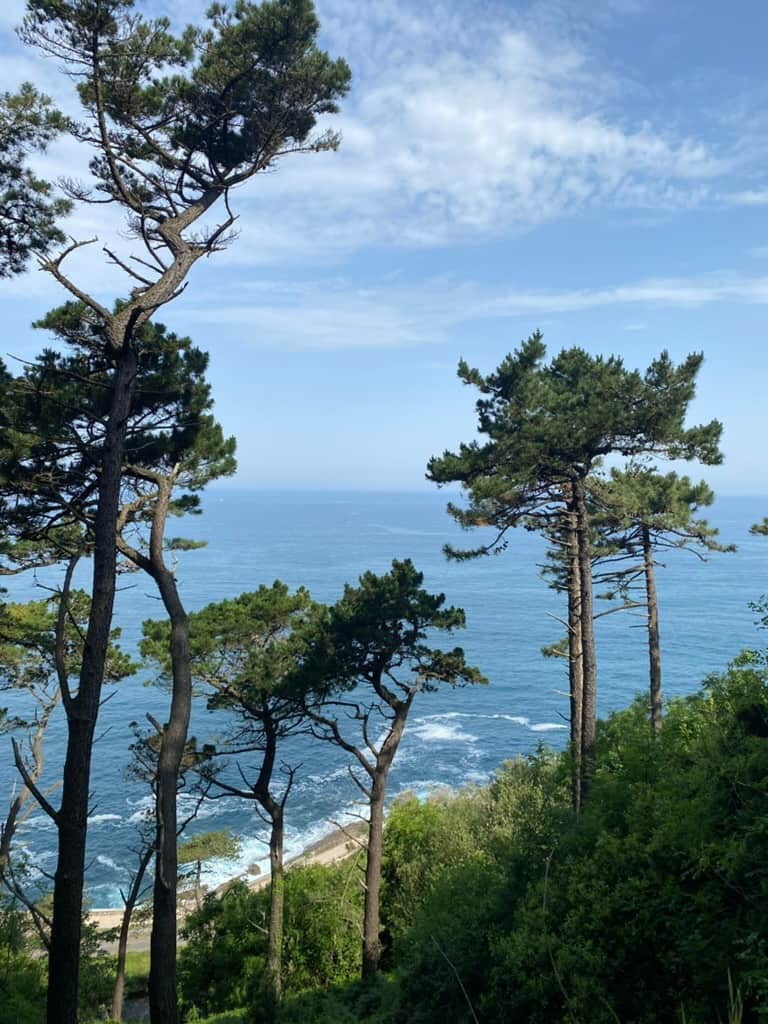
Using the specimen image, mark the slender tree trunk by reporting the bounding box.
[252,713,284,1012]
[362,774,387,979]
[565,500,583,811]
[148,565,192,1024]
[194,859,202,910]
[117,472,192,1024]
[361,702,408,980]
[642,524,663,734]
[111,844,153,1023]
[573,477,597,803]
[266,804,285,1008]
[47,343,138,1024]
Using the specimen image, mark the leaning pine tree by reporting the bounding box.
[142,583,323,1012]
[6,2,350,1020]
[3,306,237,1020]
[298,559,486,978]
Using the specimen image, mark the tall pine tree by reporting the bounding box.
[428,334,722,800]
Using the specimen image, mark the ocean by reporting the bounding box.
[2,489,766,908]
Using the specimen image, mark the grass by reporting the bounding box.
[122,949,151,998]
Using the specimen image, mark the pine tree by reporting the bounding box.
[428,334,722,800]
[0,83,70,277]
[593,466,733,733]
[1,306,235,1020]
[142,583,321,1012]
[8,4,348,1016]
[298,560,485,977]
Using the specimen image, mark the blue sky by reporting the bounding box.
[1,0,767,492]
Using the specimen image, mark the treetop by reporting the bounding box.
[298,559,486,697]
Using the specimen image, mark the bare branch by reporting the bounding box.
[12,739,59,823]
[38,239,111,322]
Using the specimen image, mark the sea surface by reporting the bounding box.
[1,490,766,908]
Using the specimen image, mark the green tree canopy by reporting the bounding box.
[298,559,485,978]
[10,3,349,1018]
[143,581,323,1008]
[0,84,70,277]
[428,333,723,801]
[428,333,722,556]
[0,304,235,551]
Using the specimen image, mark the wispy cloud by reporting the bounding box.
[174,270,768,350]
[0,0,738,274]
[724,189,768,206]
[0,0,765,292]
[217,0,726,259]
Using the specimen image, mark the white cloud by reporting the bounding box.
[214,3,726,258]
[0,0,736,273]
[725,189,768,206]
[172,269,768,350]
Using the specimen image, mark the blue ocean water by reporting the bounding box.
[2,490,766,907]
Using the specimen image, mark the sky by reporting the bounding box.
[1,0,767,493]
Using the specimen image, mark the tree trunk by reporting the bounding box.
[362,775,386,979]
[194,859,202,910]
[565,499,583,811]
[47,343,138,1024]
[252,711,284,1013]
[573,477,597,804]
[266,805,285,1009]
[112,845,153,1023]
[361,700,408,980]
[642,524,663,735]
[148,565,192,1024]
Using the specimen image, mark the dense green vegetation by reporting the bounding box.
[156,656,768,1023]
[10,653,766,1023]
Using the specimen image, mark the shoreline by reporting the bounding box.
[87,821,367,944]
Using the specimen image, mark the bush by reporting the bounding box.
[182,661,768,1024]
[378,663,768,1023]
[0,946,45,1024]
[179,859,363,1021]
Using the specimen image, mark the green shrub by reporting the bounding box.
[179,859,363,1021]
[0,948,45,1024]
[380,662,768,1023]
[181,661,768,1024]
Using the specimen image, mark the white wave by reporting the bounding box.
[126,792,229,825]
[127,807,155,825]
[304,765,350,786]
[88,813,122,825]
[178,792,229,821]
[88,883,125,910]
[96,854,129,875]
[415,711,532,727]
[199,807,370,891]
[126,795,153,808]
[393,778,448,798]
[18,814,56,832]
[20,845,55,868]
[529,722,568,732]
[410,722,478,743]
[126,794,154,824]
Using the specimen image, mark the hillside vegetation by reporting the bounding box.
[149,655,768,1024]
